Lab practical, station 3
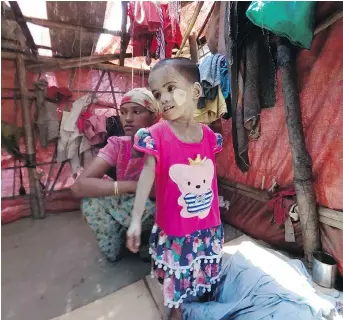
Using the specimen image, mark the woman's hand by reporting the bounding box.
[126,219,141,253]
[71,157,139,198]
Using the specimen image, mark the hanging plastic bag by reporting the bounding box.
[246,1,316,49]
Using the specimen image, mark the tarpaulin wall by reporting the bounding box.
[1,60,148,223]
[217,17,343,274]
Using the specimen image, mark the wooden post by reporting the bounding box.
[119,1,129,66]
[276,39,320,264]
[16,54,45,219]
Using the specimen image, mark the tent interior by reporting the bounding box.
[1,1,343,320]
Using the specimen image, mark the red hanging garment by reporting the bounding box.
[128,1,160,58]
[267,187,296,225]
[77,111,93,133]
[150,4,182,58]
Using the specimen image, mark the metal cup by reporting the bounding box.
[312,251,337,288]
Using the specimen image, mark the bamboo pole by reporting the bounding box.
[176,1,204,57]
[2,51,132,65]
[90,70,106,105]
[9,1,38,55]
[276,39,320,264]
[107,71,119,112]
[2,88,124,94]
[119,1,129,66]
[26,54,121,72]
[68,68,76,90]
[4,14,123,37]
[2,51,146,74]
[314,10,343,35]
[16,54,45,219]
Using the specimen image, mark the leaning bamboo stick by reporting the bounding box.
[314,10,343,35]
[176,1,204,57]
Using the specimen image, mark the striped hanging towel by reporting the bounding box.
[155,4,165,60]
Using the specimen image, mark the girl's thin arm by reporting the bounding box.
[131,155,156,223]
[71,157,137,198]
[127,155,155,253]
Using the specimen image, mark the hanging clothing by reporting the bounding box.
[268,187,296,225]
[155,4,165,60]
[129,1,160,34]
[128,1,160,58]
[83,114,107,146]
[46,86,72,103]
[158,3,182,58]
[57,94,96,174]
[77,111,93,133]
[128,1,182,59]
[194,87,227,125]
[37,100,60,146]
[34,79,60,148]
[225,2,276,173]
[167,1,181,37]
[64,94,92,132]
[57,111,82,174]
[199,54,230,107]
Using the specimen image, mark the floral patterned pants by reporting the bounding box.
[81,194,155,262]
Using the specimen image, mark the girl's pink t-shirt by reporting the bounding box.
[134,121,223,237]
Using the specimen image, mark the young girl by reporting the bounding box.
[127,59,224,312]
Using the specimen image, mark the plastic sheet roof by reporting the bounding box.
[2,1,214,69]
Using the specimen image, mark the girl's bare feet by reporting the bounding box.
[163,306,182,320]
[171,307,182,320]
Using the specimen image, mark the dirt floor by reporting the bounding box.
[1,211,151,320]
[1,210,244,320]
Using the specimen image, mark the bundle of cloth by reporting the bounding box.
[128,1,182,65]
[57,94,124,174]
[182,241,343,320]
[196,54,231,125]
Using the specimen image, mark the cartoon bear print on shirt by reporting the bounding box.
[169,154,214,219]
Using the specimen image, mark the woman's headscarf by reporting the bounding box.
[120,88,159,113]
